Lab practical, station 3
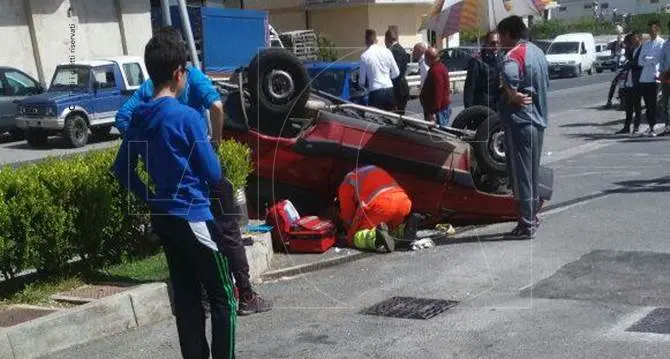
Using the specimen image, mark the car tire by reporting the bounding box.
[248,48,310,118]
[451,105,497,130]
[596,68,603,73]
[25,129,49,148]
[9,129,24,142]
[587,67,593,75]
[91,126,112,139]
[64,114,89,148]
[473,114,507,176]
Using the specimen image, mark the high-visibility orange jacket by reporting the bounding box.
[338,165,412,245]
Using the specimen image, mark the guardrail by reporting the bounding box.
[406,70,467,88]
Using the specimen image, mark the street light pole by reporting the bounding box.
[177,0,201,70]
[160,0,172,26]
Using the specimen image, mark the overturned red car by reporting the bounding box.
[220,49,553,226]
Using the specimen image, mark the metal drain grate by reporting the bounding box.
[360,296,458,320]
[0,307,57,327]
[626,308,670,334]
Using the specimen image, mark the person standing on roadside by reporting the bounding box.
[464,31,502,110]
[112,33,236,359]
[658,20,670,136]
[412,42,430,86]
[420,47,451,128]
[637,20,665,137]
[115,27,272,316]
[359,29,400,111]
[616,32,643,135]
[497,15,549,239]
[385,28,410,115]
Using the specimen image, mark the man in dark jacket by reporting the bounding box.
[616,32,643,135]
[385,28,410,115]
[464,31,502,110]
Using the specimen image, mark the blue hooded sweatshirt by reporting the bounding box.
[112,96,222,222]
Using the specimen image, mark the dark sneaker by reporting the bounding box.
[505,225,535,240]
[238,292,273,316]
[614,128,630,135]
[375,223,395,253]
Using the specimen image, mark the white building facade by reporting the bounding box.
[0,0,153,86]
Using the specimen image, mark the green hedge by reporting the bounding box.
[0,139,252,280]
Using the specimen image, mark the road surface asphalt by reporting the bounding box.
[39,70,670,358]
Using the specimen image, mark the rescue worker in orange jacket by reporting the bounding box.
[338,165,413,252]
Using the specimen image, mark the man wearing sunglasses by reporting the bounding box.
[464,31,503,111]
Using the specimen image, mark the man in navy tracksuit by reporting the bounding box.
[497,16,549,239]
[113,34,236,358]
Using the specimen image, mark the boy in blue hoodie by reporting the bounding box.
[112,34,236,359]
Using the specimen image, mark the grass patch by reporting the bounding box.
[2,277,84,306]
[0,252,169,307]
[97,252,169,283]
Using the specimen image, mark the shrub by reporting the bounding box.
[218,139,253,192]
[0,146,154,278]
[318,34,339,62]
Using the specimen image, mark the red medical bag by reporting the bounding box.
[265,200,336,253]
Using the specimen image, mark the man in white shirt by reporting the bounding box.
[638,19,665,136]
[359,29,400,111]
[412,42,430,85]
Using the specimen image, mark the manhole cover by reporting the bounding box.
[360,296,458,320]
[626,308,670,334]
[0,307,57,327]
[51,284,133,304]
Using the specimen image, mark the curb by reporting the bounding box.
[260,251,374,282]
[258,225,482,282]
[0,282,171,359]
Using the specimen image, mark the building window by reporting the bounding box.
[601,3,609,9]
[559,6,567,12]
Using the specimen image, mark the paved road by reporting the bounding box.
[42,71,670,358]
[0,73,613,166]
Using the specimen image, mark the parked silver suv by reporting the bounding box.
[0,67,44,141]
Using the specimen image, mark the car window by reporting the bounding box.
[93,66,116,89]
[4,70,38,96]
[123,63,145,87]
[51,66,90,90]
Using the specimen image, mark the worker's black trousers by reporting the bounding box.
[209,177,253,295]
[152,215,237,359]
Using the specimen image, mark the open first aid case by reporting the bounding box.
[265,200,336,253]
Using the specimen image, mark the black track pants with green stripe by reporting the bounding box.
[152,215,237,359]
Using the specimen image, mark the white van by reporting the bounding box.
[545,33,597,78]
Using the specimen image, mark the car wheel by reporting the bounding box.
[596,68,603,73]
[473,114,507,176]
[587,67,593,75]
[64,114,89,148]
[248,48,310,118]
[9,129,24,142]
[91,126,112,139]
[25,129,49,148]
[451,105,497,130]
